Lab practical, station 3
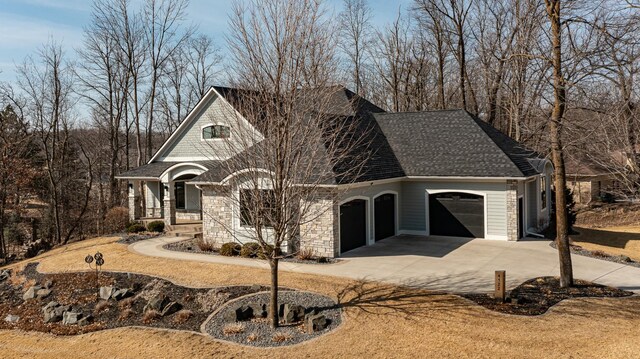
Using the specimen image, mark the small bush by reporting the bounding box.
[246,333,259,342]
[142,309,162,324]
[104,207,129,233]
[240,242,260,258]
[118,297,136,310]
[196,238,216,252]
[118,308,136,321]
[220,242,241,256]
[257,244,274,260]
[223,323,245,335]
[126,222,146,233]
[94,300,112,314]
[272,331,292,343]
[146,220,165,233]
[296,247,315,261]
[173,309,194,324]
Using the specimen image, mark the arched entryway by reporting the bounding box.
[374,193,396,241]
[173,174,202,221]
[339,199,367,253]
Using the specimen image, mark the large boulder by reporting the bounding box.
[144,295,170,313]
[4,314,19,323]
[62,311,83,325]
[112,288,134,301]
[160,301,182,317]
[23,285,43,301]
[282,304,305,324]
[43,301,65,323]
[0,269,10,282]
[77,314,93,326]
[99,286,115,301]
[247,302,267,318]
[36,288,52,299]
[225,305,254,322]
[305,313,328,333]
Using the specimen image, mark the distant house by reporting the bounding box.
[565,157,618,204]
[117,86,553,258]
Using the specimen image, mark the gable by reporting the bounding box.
[154,89,262,162]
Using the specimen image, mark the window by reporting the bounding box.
[202,124,230,139]
[239,189,276,227]
[540,176,547,210]
[175,182,186,209]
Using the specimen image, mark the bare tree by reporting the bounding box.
[186,34,222,99]
[338,0,373,96]
[223,0,371,328]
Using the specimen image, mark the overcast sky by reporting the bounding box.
[0,0,413,84]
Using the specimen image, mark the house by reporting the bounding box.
[117,86,553,258]
[565,157,618,204]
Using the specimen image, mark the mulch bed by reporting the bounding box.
[204,290,341,347]
[549,241,640,268]
[462,276,633,316]
[0,263,266,335]
[117,233,161,245]
[164,238,339,265]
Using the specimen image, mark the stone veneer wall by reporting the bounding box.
[201,185,233,247]
[176,211,202,221]
[128,195,141,221]
[299,190,339,258]
[163,199,176,226]
[506,180,519,241]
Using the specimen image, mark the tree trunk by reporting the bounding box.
[269,257,279,328]
[546,0,573,288]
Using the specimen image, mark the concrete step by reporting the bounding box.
[166,224,202,232]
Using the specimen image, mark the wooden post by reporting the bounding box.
[495,270,506,302]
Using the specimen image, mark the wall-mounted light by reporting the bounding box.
[164,185,169,192]
[128,183,133,190]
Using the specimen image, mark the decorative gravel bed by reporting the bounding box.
[164,238,339,265]
[204,290,342,347]
[117,233,161,245]
[549,241,640,268]
[462,276,632,316]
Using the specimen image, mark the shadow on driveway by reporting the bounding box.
[340,235,473,259]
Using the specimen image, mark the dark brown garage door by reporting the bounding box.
[374,193,396,241]
[340,199,367,253]
[429,192,484,238]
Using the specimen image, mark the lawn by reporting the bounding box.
[571,226,640,262]
[1,236,640,358]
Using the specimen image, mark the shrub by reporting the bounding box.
[220,242,241,256]
[246,333,259,342]
[257,244,274,260]
[271,331,292,343]
[240,242,260,258]
[104,207,129,233]
[196,238,216,252]
[173,309,194,324]
[118,297,136,310]
[94,300,112,314]
[126,222,146,233]
[223,323,245,335]
[296,247,315,261]
[142,309,162,324]
[118,308,135,321]
[146,220,165,233]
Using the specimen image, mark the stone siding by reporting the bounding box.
[201,185,233,247]
[163,199,176,226]
[299,191,339,258]
[128,195,141,221]
[506,180,519,241]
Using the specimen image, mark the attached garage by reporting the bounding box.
[428,192,484,238]
[339,199,367,253]
[374,193,396,241]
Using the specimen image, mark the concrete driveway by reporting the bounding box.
[130,234,640,293]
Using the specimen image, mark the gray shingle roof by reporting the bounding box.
[373,109,540,178]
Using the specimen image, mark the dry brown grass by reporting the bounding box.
[222,323,245,336]
[118,309,135,322]
[296,248,315,261]
[1,236,640,358]
[141,310,161,324]
[93,300,111,315]
[571,226,640,261]
[271,331,293,343]
[118,297,136,310]
[246,332,259,342]
[195,238,216,252]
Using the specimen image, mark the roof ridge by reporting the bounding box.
[374,108,466,116]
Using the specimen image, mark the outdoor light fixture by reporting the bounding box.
[164,185,169,191]
[128,183,133,190]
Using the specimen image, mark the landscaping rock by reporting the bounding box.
[225,305,254,322]
[36,288,52,299]
[62,311,83,325]
[247,302,267,318]
[161,301,182,317]
[305,314,328,333]
[43,279,54,289]
[43,301,64,323]
[77,314,93,326]
[23,285,43,300]
[144,295,170,313]
[0,269,10,282]
[112,288,134,301]
[99,286,115,300]
[282,304,305,324]
[4,314,19,323]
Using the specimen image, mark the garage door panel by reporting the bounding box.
[429,193,484,238]
[340,200,367,253]
[374,194,396,241]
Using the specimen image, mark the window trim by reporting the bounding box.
[239,188,277,228]
[540,176,547,211]
[201,123,231,141]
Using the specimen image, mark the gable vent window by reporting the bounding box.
[202,125,230,140]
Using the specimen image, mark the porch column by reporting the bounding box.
[201,185,232,248]
[163,181,176,226]
[506,180,519,241]
[128,180,142,221]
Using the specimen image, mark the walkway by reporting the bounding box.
[129,235,640,293]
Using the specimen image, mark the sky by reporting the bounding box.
[0,0,412,84]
